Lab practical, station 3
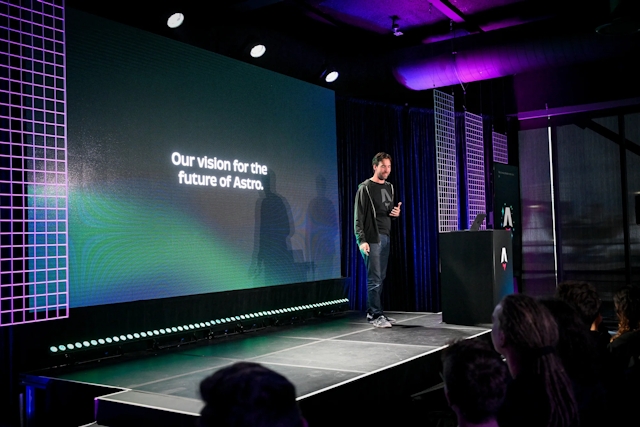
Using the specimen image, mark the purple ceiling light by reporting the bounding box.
[393,30,638,90]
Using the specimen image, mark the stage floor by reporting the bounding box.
[24,311,490,426]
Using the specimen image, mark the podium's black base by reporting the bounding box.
[439,230,514,326]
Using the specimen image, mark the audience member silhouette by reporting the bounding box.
[539,297,608,427]
[441,337,508,427]
[199,361,306,427]
[607,284,640,417]
[491,293,579,427]
[555,280,610,359]
[610,284,640,343]
[555,281,603,330]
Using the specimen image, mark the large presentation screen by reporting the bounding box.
[65,9,341,308]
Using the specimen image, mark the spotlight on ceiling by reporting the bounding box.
[243,37,267,59]
[167,12,184,29]
[249,43,267,58]
[321,68,339,83]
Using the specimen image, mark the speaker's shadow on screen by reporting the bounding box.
[305,174,338,281]
[250,169,306,286]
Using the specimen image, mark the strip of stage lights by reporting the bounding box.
[49,299,349,353]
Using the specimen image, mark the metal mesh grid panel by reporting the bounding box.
[434,90,457,232]
[493,131,508,164]
[0,0,68,326]
[465,111,485,230]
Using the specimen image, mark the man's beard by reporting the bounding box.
[376,171,387,181]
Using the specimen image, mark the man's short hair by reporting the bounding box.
[372,152,391,166]
[441,338,508,424]
[555,280,602,327]
[199,361,304,427]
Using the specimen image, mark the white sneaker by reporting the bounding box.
[368,313,397,324]
[371,316,392,328]
[383,315,397,324]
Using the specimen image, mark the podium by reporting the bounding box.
[439,230,514,326]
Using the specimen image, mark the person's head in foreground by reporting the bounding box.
[555,280,602,330]
[491,293,579,427]
[199,361,306,427]
[441,337,508,427]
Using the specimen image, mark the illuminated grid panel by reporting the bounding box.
[493,131,508,164]
[465,111,486,230]
[434,90,457,232]
[0,0,68,326]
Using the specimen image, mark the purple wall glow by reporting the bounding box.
[0,0,68,326]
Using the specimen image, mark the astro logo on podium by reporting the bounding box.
[501,204,514,231]
[501,247,508,271]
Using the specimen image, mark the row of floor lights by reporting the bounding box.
[50,298,349,354]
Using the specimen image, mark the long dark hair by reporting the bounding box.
[612,284,640,342]
[497,294,579,427]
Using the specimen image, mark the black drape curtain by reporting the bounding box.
[336,96,441,313]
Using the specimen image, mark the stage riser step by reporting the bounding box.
[20,375,121,427]
[95,391,201,427]
[94,345,447,427]
[96,401,198,427]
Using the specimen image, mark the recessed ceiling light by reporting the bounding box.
[167,13,184,29]
[323,70,339,83]
[250,44,266,58]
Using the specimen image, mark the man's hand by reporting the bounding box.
[359,242,370,256]
[389,202,402,217]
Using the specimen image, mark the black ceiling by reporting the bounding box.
[65,0,640,114]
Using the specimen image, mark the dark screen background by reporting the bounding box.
[65,9,341,308]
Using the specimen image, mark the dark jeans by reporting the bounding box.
[363,234,390,319]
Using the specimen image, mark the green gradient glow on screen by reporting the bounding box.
[68,189,258,305]
[65,8,340,308]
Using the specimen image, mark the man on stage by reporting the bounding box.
[354,152,402,328]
